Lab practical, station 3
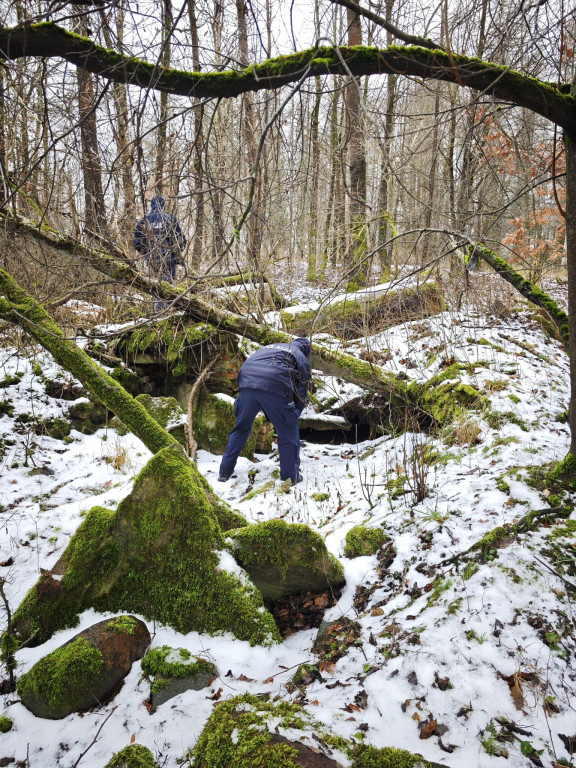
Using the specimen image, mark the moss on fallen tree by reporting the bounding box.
[10,445,280,647]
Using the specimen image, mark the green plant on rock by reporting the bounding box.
[105,615,137,634]
[227,518,344,583]
[105,744,158,768]
[352,743,442,767]
[141,646,214,684]
[0,715,12,733]
[17,637,103,715]
[10,445,280,647]
[344,525,389,558]
[187,694,309,768]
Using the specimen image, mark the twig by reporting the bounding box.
[532,554,576,594]
[186,354,222,459]
[71,705,118,768]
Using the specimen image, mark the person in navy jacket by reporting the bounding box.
[134,195,186,282]
[219,338,312,485]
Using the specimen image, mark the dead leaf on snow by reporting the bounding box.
[419,718,438,739]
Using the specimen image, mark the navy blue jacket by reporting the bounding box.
[134,195,186,262]
[238,338,312,413]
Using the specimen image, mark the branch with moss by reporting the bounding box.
[0,268,177,455]
[0,24,574,130]
[469,244,569,350]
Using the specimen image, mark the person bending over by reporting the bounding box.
[218,338,312,485]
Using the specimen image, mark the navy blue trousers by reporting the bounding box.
[219,389,301,481]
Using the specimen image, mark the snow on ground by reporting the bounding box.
[0,299,575,768]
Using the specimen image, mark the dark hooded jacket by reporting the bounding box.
[238,338,312,413]
[134,195,186,262]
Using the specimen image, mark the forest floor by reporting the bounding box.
[0,270,575,768]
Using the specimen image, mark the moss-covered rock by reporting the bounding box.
[17,616,150,719]
[141,645,217,712]
[105,744,158,768]
[188,693,345,768]
[344,525,389,558]
[10,445,279,647]
[111,394,186,445]
[67,398,108,434]
[193,392,273,456]
[352,744,445,768]
[18,637,102,719]
[227,519,345,601]
[37,415,71,440]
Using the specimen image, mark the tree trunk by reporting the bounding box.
[307,76,322,282]
[155,0,172,195]
[98,6,135,238]
[565,130,576,456]
[188,0,205,271]
[236,0,261,271]
[73,8,106,235]
[345,8,368,288]
[0,67,6,208]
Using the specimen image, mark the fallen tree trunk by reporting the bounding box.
[469,244,569,350]
[0,267,177,455]
[279,279,444,339]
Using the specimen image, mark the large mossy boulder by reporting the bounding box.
[226,520,345,601]
[193,392,273,456]
[141,645,217,712]
[10,445,280,647]
[17,615,149,719]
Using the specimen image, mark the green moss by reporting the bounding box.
[352,743,436,767]
[105,615,137,634]
[11,446,280,647]
[188,694,311,768]
[141,646,213,681]
[496,477,511,494]
[227,519,344,582]
[193,393,271,457]
[426,576,452,607]
[241,480,275,501]
[462,562,479,580]
[105,744,157,768]
[549,519,576,539]
[0,716,12,733]
[344,525,389,558]
[17,637,103,713]
[311,492,330,502]
[545,454,576,491]
[0,372,23,388]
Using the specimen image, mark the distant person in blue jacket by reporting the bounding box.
[134,195,186,283]
[219,338,312,485]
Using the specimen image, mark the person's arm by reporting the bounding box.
[134,219,145,253]
[293,357,311,414]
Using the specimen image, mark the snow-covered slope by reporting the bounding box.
[0,304,574,768]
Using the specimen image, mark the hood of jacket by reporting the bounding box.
[150,195,166,211]
[292,337,311,357]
